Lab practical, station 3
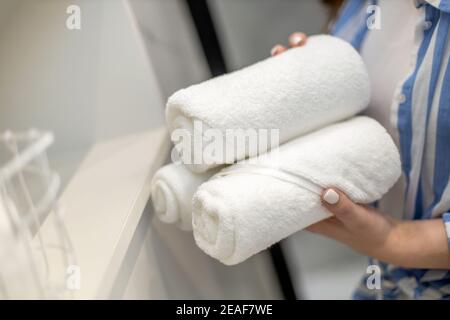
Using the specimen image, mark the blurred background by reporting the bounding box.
[0,0,367,299]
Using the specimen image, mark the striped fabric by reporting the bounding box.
[332,0,450,299]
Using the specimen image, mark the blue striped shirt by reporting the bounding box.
[332,0,450,299]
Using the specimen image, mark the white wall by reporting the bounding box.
[128,0,210,98]
[0,0,164,154]
[0,0,20,30]
[0,0,282,299]
[209,0,328,70]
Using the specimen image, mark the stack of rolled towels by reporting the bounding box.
[151,35,401,265]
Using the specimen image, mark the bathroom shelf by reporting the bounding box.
[0,0,282,299]
[35,127,170,299]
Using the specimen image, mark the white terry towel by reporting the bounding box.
[150,163,218,231]
[166,35,370,172]
[192,117,401,265]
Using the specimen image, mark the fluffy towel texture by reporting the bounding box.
[192,117,401,265]
[151,163,218,231]
[166,35,370,172]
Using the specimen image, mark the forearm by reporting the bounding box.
[380,218,450,269]
[315,189,450,270]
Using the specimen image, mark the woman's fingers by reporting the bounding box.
[271,33,307,56]
[321,188,371,230]
[270,44,287,56]
[306,217,349,241]
[288,32,307,48]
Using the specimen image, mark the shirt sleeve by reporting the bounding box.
[443,213,450,250]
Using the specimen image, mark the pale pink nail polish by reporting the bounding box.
[323,189,339,205]
[290,35,303,46]
[270,47,278,56]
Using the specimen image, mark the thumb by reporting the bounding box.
[321,188,368,230]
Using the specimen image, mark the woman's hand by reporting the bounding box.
[307,188,450,269]
[271,32,308,56]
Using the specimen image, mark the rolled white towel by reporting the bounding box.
[192,117,401,265]
[150,163,218,231]
[167,35,370,172]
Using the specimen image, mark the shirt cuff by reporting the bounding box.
[443,213,450,250]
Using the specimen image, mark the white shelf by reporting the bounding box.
[36,127,170,299]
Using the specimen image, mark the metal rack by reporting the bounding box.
[0,130,76,299]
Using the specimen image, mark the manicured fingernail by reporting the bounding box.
[290,35,303,46]
[323,189,339,205]
[270,46,279,56]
